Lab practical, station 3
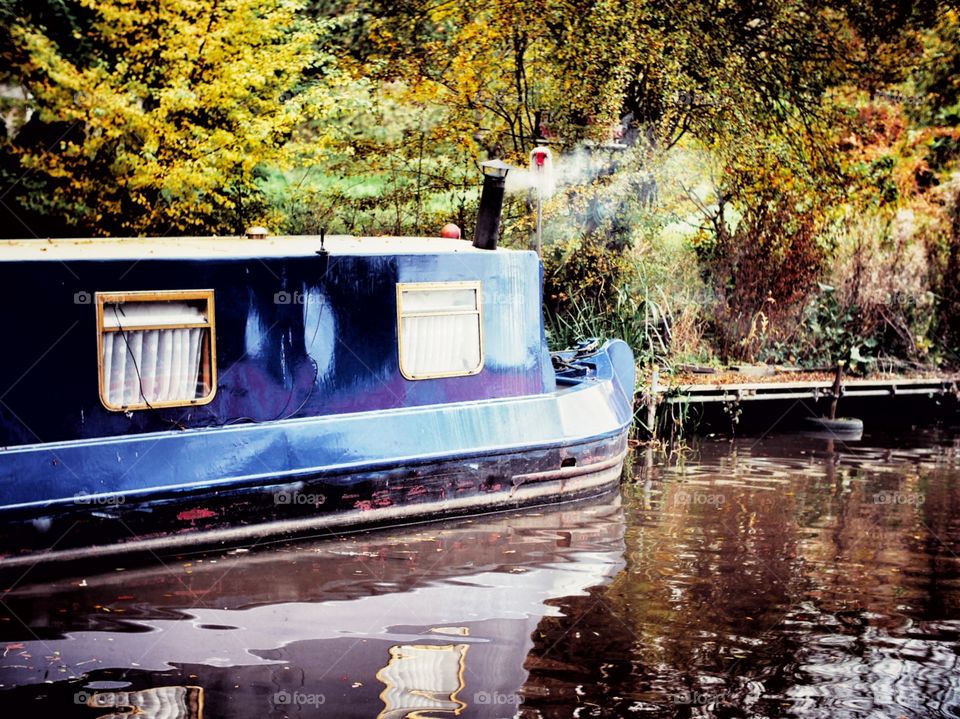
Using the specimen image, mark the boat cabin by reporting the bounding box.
[0,235,554,447]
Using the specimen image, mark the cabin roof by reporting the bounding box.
[0,235,499,261]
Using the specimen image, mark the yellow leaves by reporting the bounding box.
[4,0,359,235]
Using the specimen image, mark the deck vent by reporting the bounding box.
[245,226,269,239]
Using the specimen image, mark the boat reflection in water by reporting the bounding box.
[377,643,468,718]
[0,494,626,718]
[78,686,204,719]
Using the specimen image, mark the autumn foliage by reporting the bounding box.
[1,0,354,235]
[0,1,958,367]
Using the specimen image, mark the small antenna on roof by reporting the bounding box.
[316,227,329,277]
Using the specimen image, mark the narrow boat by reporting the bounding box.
[0,175,635,567]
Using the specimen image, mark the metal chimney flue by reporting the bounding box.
[473,160,511,250]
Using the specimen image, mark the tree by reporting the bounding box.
[910,7,960,127]
[0,0,353,237]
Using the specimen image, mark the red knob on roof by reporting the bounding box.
[440,223,462,239]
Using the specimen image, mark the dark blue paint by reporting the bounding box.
[0,250,551,445]
[1,339,632,510]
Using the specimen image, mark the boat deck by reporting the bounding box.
[0,234,489,260]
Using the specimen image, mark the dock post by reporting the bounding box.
[647,364,659,438]
[829,362,844,420]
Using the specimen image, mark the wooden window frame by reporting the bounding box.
[96,289,217,411]
[396,281,484,380]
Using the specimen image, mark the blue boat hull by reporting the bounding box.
[0,340,635,566]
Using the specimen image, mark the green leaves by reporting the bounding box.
[1,0,360,236]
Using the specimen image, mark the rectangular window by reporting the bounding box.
[397,282,483,380]
[96,290,216,411]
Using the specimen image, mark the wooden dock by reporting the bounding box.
[657,376,959,404]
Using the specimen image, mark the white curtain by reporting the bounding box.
[102,302,206,406]
[401,314,481,376]
[399,286,481,377]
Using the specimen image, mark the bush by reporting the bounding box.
[696,191,827,362]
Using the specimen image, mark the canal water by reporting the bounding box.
[1,427,958,718]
